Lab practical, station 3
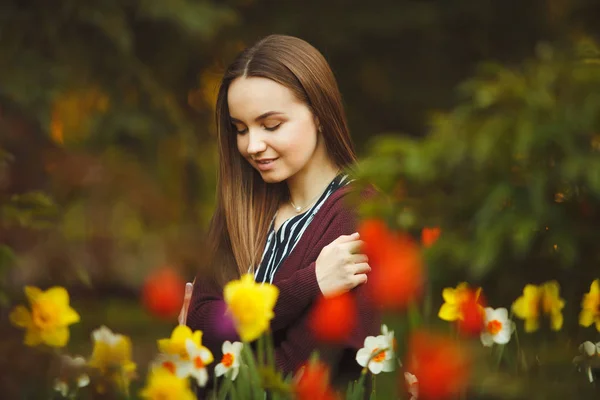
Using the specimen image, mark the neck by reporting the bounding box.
[286,158,339,209]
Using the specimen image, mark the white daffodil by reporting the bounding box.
[215,341,243,381]
[404,372,419,400]
[152,352,191,378]
[185,338,214,387]
[480,307,515,347]
[580,341,600,357]
[53,355,89,397]
[381,324,395,356]
[356,335,394,374]
[576,341,600,382]
[92,325,122,346]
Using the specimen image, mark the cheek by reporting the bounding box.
[279,122,317,152]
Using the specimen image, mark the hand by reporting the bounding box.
[315,232,371,297]
[178,282,194,325]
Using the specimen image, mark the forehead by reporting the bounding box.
[227,77,301,119]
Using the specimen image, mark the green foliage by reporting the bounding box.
[356,40,600,282]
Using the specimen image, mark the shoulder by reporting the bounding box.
[318,181,379,217]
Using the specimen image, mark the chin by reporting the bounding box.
[257,169,290,184]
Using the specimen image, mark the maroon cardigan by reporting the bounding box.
[186,184,380,382]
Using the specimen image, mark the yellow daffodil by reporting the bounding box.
[157,325,202,361]
[512,281,565,332]
[88,326,137,392]
[580,279,600,331]
[140,368,195,400]
[438,282,481,321]
[224,273,279,342]
[9,286,80,347]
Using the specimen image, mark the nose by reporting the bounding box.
[246,129,267,155]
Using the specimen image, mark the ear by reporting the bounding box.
[314,116,322,133]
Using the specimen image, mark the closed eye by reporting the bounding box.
[232,124,248,135]
[264,123,281,132]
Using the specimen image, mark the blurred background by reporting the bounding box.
[3,0,600,398]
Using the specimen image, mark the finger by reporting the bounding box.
[350,253,369,264]
[184,282,193,301]
[340,239,364,254]
[330,232,360,245]
[351,273,368,287]
[352,262,371,275]
[178,282,193,325]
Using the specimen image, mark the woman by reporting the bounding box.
[183,34,379,387]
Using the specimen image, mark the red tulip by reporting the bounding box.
[359,219,424,310]
[457,289,486,336]
[309,292,356,343]
[421,227,441,248]
[142,267,185,319]
[294,360,338,400]
[405,330,470,400]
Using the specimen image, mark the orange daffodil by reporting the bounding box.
[580,279,600,331]
[224,273,279,342]
[215,341,243,380]
[512,281,565,332]
[9,286,80,347]
[154,325,213,387]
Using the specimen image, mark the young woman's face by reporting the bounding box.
[228,76,320,183]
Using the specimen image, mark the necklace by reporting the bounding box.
[289,172,339,213]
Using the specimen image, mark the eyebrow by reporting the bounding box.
[230,111,284,124]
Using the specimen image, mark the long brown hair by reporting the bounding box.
[207,34,357,285]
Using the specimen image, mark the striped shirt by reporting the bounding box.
[254,174,352,284]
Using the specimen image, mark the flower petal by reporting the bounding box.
[231,341,243,355]
[442,288,456,304]
[230,366,239,381]
[59,307,80,326]
[480,333,494,347]
[221,341,232,354]
[214,363,227,377]
[524,317,539,333]
[581,341,596,356]
[369,360,384,374]
[438,303,459,321]
[494,329,511,344]
[363,336,379,350]
[45,287,70,307]
[24,328,43,346]
[550,311,563,331]
[24,286,42,304]
[77,374,90,388]
[580,310,595,327]
[356,348,371,367]
[41,326,69,347]
[9,305,32,328]
[491,307,508,321]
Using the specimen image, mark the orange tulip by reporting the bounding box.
[142,267,185,319]
[294,360,338,400]
[421,227,441,248]
[309,292,356,343]
[405,330,470,400]
[359,219,424,310]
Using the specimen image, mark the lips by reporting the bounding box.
[255,158,278,164]
[254,158,278,171]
